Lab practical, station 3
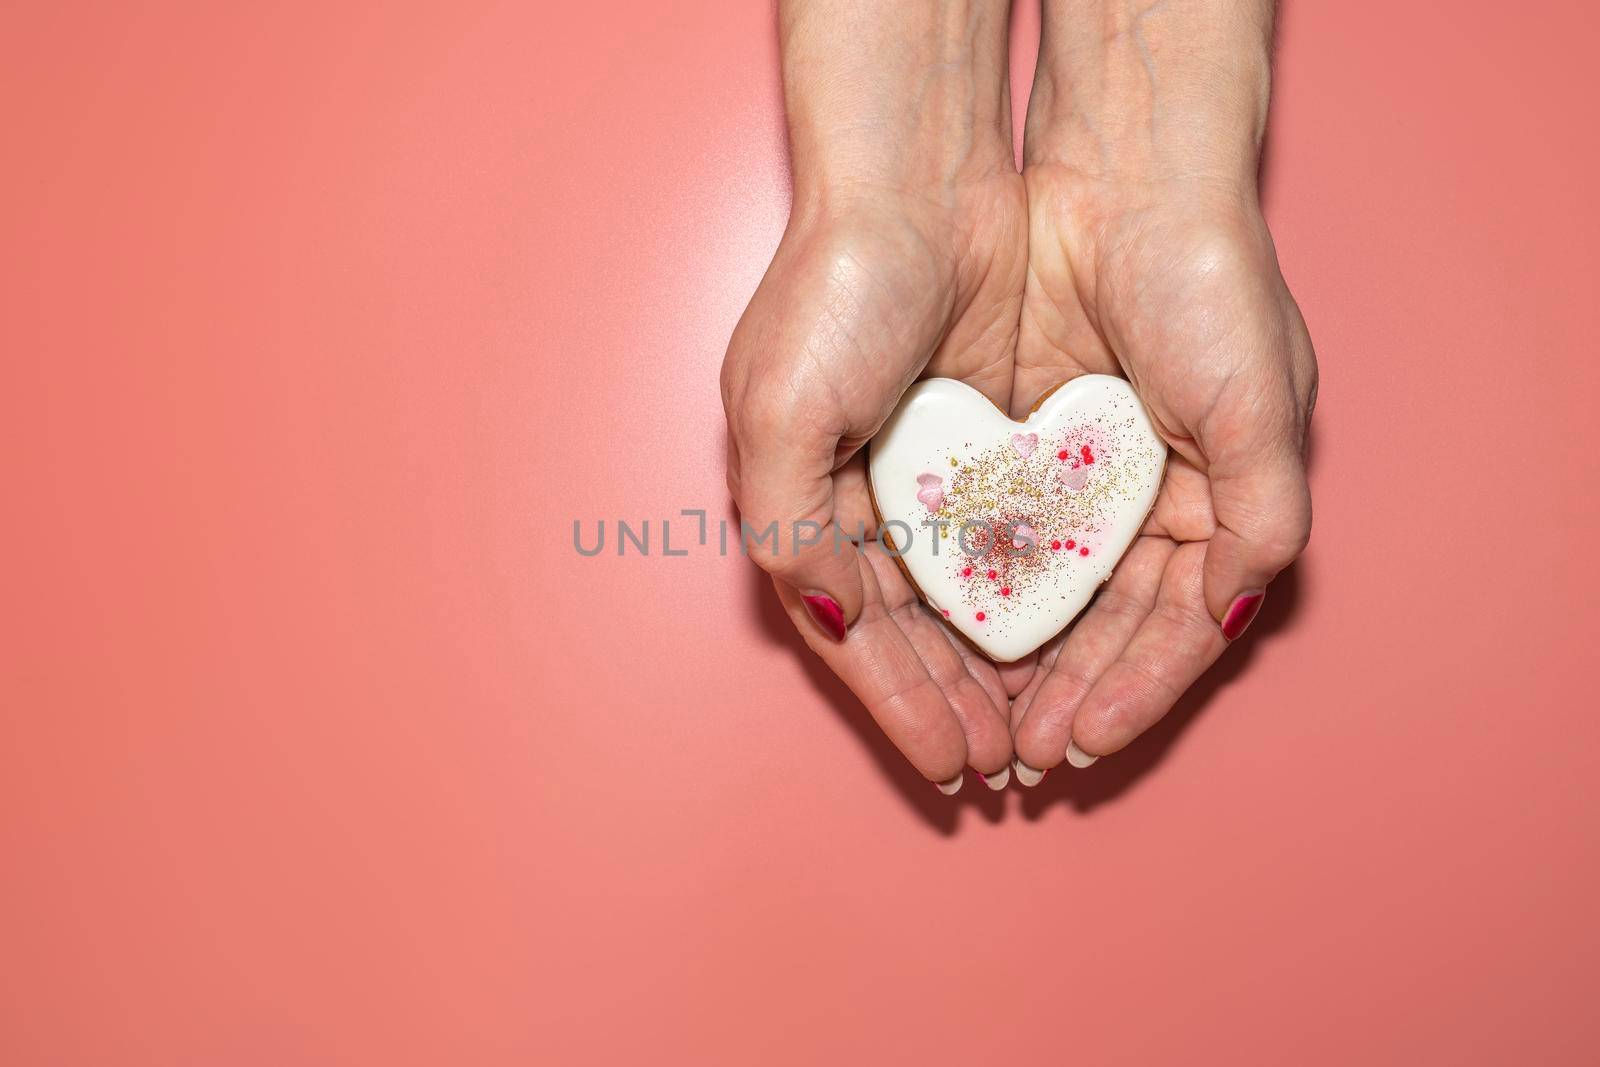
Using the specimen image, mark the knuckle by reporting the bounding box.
[1223,482,1311,570]
[756,545,804,578]
[1256,512,1312,567]
[733,372,804,442]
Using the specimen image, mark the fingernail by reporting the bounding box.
[1221,589,1265,641]
[936,773,964,795]
[1011,757,1045,787]
[1066,741,1099,768]
[801,592,847,642]
[980,767,1010,791]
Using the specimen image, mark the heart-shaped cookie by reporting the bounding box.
[867,376,1167,662]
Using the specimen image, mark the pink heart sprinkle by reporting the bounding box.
[915,472,945,513]
[1011,433,1038,458]
[1012,522,1036,550]
[1058,465,1089,492]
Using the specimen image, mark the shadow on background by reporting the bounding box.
[1015,561,1306,819]
[740,536,992,836]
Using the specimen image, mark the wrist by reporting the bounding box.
[1025,0,1274,192]
[779,0,1015,215]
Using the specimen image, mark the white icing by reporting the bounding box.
[868,376,1167,662]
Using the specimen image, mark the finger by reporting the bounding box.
[1200,382,1312,639]
[1007,631,1065,735]
[774,557,969,790]
[859,549,1011,780]
[831,454,878,540]
[892,601,1013,779]
[867,547,1014,785]
[725,385,866,644]
[949,632,1012,724]
[1011,537,1173,777]
[1069,542,1227,762]
[995,656,1038,700]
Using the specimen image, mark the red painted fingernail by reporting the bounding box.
[801,592,847,642]
[1221,589,1265,641]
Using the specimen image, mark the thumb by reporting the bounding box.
[724,394,865,644]
[1200,399,1312,641]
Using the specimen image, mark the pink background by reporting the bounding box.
[5,1,1600,1063]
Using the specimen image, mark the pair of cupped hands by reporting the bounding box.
[720,0,1316,794]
